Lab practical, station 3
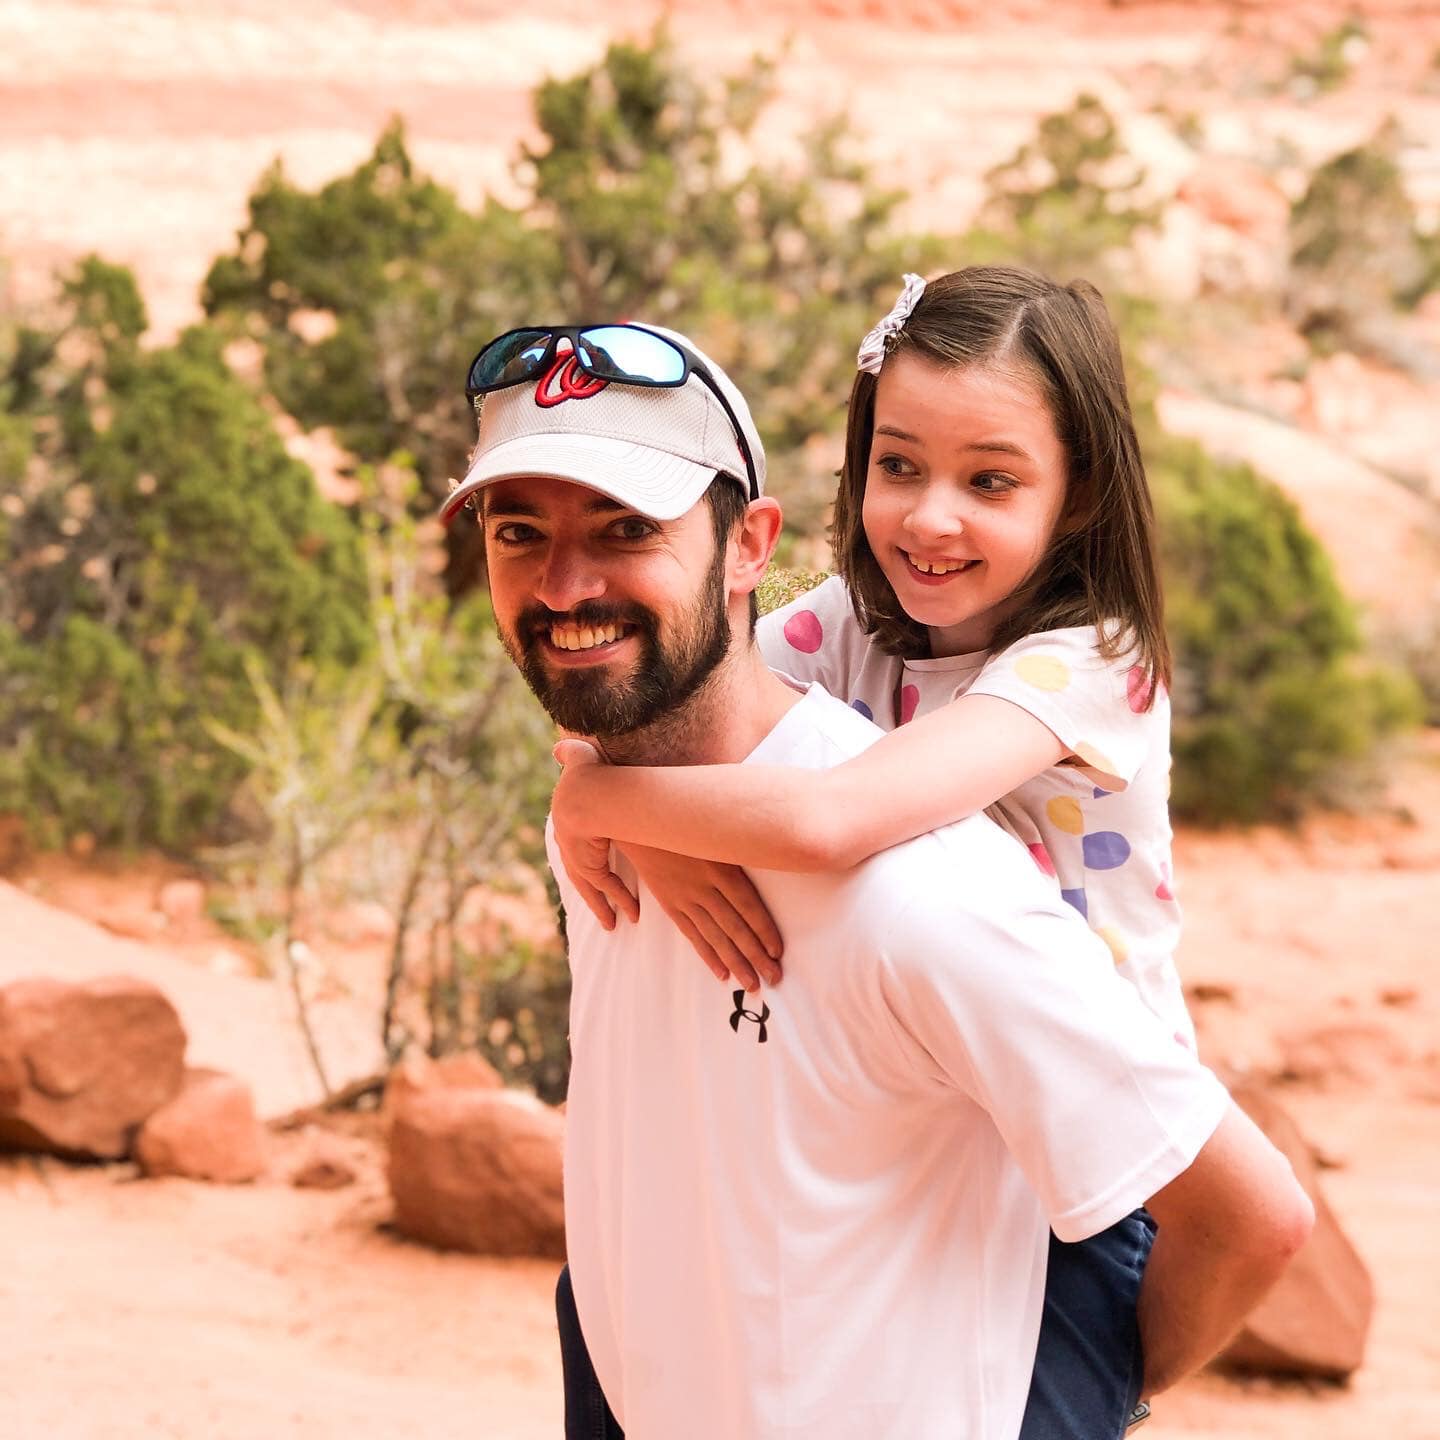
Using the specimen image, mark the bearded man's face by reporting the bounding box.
[482,476,732,737]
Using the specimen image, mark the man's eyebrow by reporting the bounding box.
[482,494,630,519]
[874,424,1032,460]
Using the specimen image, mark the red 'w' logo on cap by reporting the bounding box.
[535,354,609,408]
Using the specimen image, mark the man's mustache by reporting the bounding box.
[515,602,656,647]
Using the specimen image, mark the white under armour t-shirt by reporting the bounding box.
[550,682,1228,1440]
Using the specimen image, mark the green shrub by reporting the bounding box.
[1287,122,1431,344]
[1153,436,1421,822]
[0,259,371,849]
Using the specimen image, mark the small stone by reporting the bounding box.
[135,1068,265,1183]
[0,976,186,1159]
[387,1087,564,1258]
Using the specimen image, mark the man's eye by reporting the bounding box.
[610,518,657,541]
[492,522,540,544]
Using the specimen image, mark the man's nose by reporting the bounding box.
[533,545,607,613]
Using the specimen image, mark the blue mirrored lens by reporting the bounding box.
[577,326,685,384]
[469,329,551,391]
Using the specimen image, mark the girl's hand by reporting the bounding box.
[552,740,640,930]
[622,844,784,994]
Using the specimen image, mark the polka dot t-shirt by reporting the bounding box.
[758,575,1194,1049]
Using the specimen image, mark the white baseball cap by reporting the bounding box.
[440,323,766,525]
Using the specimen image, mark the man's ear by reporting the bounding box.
[728,497,784,601]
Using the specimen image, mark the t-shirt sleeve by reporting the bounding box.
[964,627,1160,792]
[757,574,870,700]
[876,841,1228,1241]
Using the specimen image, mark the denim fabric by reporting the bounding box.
[555,1209,1156,1439]
[1017,1208,1156,1440]
[556,1265,624,1440]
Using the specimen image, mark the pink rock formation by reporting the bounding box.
[135,1067,266,1183]
[388,1085,565,1259]
[0,975,186,1159]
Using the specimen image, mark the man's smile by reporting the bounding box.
[540,622,639,667]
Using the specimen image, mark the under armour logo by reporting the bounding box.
[534,352,609,408]
[729,990,770,1044]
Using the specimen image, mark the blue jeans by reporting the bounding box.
[1017,1207,1155,1439]
[556,1208,1155,1439]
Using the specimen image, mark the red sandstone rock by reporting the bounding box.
[135,1067,265,1183]
[1219,1080,1373,1379]
[381,1049,503,1127]
[0,975,186,1159]
[387,1087,565,1258]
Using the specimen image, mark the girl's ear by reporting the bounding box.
[1056,481,1091,538]
[729,497,784,600]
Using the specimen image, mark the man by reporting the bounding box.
[442,322,1312,1439]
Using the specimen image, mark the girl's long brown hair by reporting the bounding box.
[832,265,1171,696]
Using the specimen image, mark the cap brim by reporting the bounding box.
[439,433,719,525]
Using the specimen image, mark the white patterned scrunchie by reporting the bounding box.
[856,273,927,374]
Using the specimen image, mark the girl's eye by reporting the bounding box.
[971,472,1017,494]
[873,453,917,479]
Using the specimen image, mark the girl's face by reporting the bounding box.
[861,352,1071,657]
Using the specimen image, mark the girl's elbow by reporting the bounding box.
[783,817,867,872]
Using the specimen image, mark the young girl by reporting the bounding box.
[551,266,1194,1438]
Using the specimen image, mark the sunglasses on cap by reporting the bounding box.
[463,323,759,501]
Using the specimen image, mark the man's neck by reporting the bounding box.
[599,644,801,768]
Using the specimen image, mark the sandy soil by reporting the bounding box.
[3,736,1438,1439]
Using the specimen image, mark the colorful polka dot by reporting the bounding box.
[1092,787,1111,799]
[850,698,873,721]
[1155,860,1175,902]
[784,610,823,654]
[1015,654,1071,691]
[1045,796,1084,834]
[1028,843,1056,876]
[1073,741,1118,777]
[1082,831,1131,870]
[899,684,920,725]
[1126,665,1154,714]
[1061,887,1088,920]
[1096,926,1128,965]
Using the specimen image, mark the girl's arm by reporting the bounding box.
[551,697,1066,984]
[556,694,1067,874]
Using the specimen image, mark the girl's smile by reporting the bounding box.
[862,352,1071,656]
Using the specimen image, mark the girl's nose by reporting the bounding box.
[903,485,964,543]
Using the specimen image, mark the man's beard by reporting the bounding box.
[500,546,732,738]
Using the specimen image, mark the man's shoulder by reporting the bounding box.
[746,681,886,768]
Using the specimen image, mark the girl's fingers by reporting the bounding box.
[574,876,617,931]
[704,889,781,988]
[711,872,784,966]
[688,907,763,995]
[553,738,603,767]
[671,912,729,984]
[598,870,641,924]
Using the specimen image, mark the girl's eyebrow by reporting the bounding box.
[874,423,1032,461]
